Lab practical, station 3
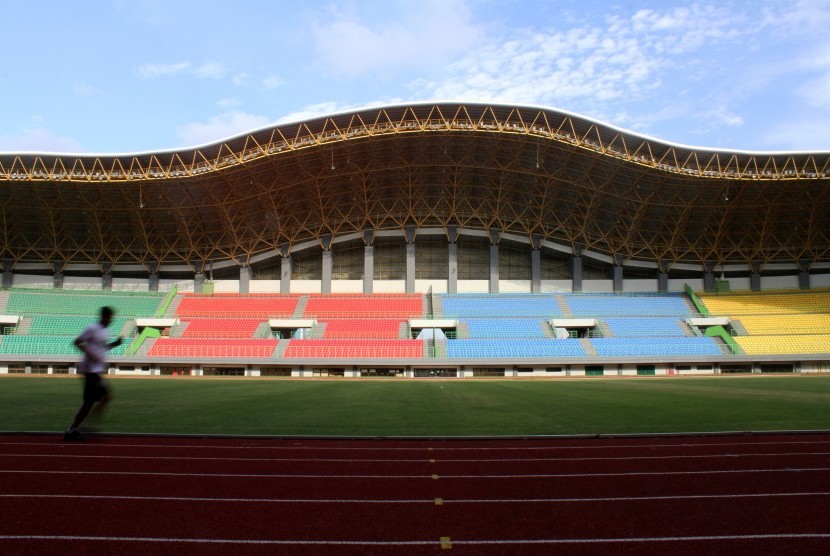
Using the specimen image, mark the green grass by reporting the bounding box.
[3,375,830,437]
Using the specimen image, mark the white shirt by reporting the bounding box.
[76,322,111,374]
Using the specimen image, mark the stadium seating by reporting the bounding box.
[321,319,405,339]
[176,295,299,317]
[602,317,688,337]
[284,339,423,358]
[148,338,277,358]
[303,295,423,318]
[179,318,264,338]
[564,294,694,317]
[591,337,723,357]
[5,289,164,316]
[441,294,562,318]
[446,339,585,358]
[464,318,548,338]
[735,334,830,355]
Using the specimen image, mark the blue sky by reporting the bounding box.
[1,0,829,154]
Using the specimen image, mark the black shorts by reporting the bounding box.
[82,373,110,404]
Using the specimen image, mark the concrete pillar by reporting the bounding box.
[321,233,332,294]
[102,261,113,290]
[799,259,811,290]
[750,260,761,291]
[363,229,374,294]
[192,260,205,294]
[658,259,670,292]
[531,234,542,293]
[278,244,291,294]
[1,259,13,289]
[52,260,65,289]
[612,254,624,293]
[405,225,416,294]
[148,261,159,292]
[571,243,583,292]
[703,261,715,292]
[489,228,501,293]
[447,226,458,294]
[239,264,250,294]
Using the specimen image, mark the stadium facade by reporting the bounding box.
[1,102,829,378]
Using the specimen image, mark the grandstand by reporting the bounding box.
[1,102,829,377]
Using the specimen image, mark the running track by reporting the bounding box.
[1,433,829,554]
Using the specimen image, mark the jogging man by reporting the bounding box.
[64,306,123,441]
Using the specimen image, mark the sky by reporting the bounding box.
[1,0,829,154]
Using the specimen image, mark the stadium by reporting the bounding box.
[1,101,830,377]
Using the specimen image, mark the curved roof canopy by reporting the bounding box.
[1,102,829,269]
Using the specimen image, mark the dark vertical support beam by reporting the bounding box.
[148,261,159,292]
[531,234,542,293]
[447,226,458,294]
[750,260,761,291]
[1,259,13,289]
[102,261,113,290]
[320,233,333,294]
[405,224,416,294]
[489,228,501,294]
[799,259,811,290]
[703,261,715,292]
[192,260,205,294]
[239,264,250,294]
[658,259,670,293]
[363,229,374,294]
[52,260,65,289]
[571,243,583,293]
[278,244,291,294]
[612,253,624,293]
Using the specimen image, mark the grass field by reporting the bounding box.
[2,374,830,437]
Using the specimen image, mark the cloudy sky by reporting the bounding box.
[1,0,829,154]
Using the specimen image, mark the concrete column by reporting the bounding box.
[447,226,458,294]
[612,254,624,293]
[102,261,113,290]
[239,264,250,294]
[278,244,291,294]
[531,234,542,293]
[192,260,205,294]
[571,243,583,292]
[489,228,501,293]
[799,259,811,290]
[750,260,761,291]
[405,225,416,294]
[52,260,65,289]
[658,259,670,292]
[363,229,374,294]
[321,233,333,294]
[2,259,13,288]
[148,261,159,292]
[703,261,715,292]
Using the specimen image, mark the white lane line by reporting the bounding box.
[0,491,828,504]
[0,533,829,545]
[1,467,829,479]
[2,451,830,463]
[2,439,830,452]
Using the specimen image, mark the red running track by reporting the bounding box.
[1,433,829,555]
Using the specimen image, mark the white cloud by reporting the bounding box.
[137,62,190,78]
[73,81,103,97]
[311,0,481,76]
[137,61,225,79]
[262,75,283,90]
[763,116,830,151]
[0,127,84,153]
[176,110,273,147]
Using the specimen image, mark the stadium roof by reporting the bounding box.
[1,102,829,269]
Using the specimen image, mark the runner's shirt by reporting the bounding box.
[76,322,110,375]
